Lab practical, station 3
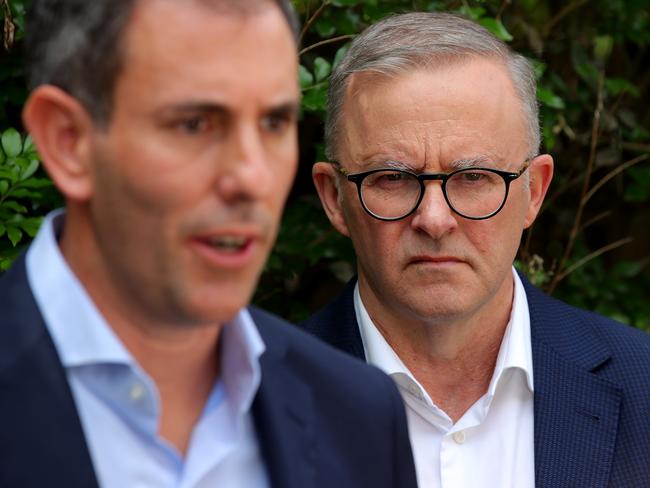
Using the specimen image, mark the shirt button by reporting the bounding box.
[452,430,466,444]
[129,383,145,401]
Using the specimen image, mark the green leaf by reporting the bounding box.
[1,128,23,158]
[7,226,23,247]
[537,86,565,109]
[0,223,5,237]
[0,180,9,195]
[0,147,5,165]
[457,6,486,21]
[333,43,351,69]
[477,18,513,42]
[302,87,327,112]
[18,217,43,237]
[1,201,28,213]
[22,134,36,154]
[20,158,39,180]
[299,65,314,90]
[574,62,599,86]
[314,57,331,82]
[594,35,614,64]
[314,18,336,38]
[8,188,42,199]
[331,0,362,6]
[532,60,547,81]
[604,78,640,97]
[16,177,52,189]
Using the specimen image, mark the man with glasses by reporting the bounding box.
[303,12,650,487]
[0,1,418,486]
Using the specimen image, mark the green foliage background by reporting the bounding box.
[1,0,649,329]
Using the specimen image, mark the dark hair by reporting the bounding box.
[25,0,299,126]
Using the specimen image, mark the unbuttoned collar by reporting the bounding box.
[355,267,534,409]
[25,209,265,431]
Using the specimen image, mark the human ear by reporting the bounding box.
[22,85,96,202]
[524,154,554,228]
[312,162,351,237]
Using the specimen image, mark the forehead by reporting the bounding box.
[114,0,298,108]
[339,58,528,168]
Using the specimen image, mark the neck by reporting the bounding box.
[60,208,222,454]
[359,274,514,423]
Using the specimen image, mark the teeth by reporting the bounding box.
[209,235,247,252]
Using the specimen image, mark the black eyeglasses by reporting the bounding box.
[334,162,530,221]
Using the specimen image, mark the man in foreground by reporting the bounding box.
[304,12,650,487]
[0,1,417,486]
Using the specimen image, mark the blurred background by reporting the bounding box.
[1,0,649,330]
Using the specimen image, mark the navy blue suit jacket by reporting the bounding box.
[301,276,650,487]
[0,255,418,488]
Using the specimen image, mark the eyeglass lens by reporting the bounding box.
[359,169,508,219]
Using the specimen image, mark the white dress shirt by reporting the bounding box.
[26,210,270,488]
[355,268,535,488]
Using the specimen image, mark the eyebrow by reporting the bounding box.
[157,99,300,118]
[265,101,301,119]
[159,102,229,117]
[357,157,418,172]
[448,155,497,170]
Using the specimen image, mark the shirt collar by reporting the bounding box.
[355,267,534,399]
[26,210,265,419]
[26,210,132,367]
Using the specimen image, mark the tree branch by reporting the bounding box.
[299,0,331,45]
[548,70,604,294]
[542,0,590,38]
[582,154,648,205]
[553,237,633,284]
[299,34,355,56]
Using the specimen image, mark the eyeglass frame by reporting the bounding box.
[333,161,532,221]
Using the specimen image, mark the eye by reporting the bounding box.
[460,171,485,182]
[451,169,500,187]
[261,113,293,134]
[384,173,405,182]
[366,171,413,189]
[178,116,209,134]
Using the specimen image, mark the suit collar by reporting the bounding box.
[522,274,620,488]
[522,273,611,371]
[251,311,316,488]
[306,273,622,487]
[0,255,99,487]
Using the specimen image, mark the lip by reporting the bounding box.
[408,255,465,266]
[188,229,262,269]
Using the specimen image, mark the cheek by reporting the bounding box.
[112,144,218,212]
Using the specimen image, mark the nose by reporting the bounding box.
[215,123,273,203]
[410,182,458,239]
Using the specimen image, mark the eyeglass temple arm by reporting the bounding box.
[331,161,351,177]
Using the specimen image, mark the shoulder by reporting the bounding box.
[300,279,357,332]
[524,278,650,378]
[250,305,400,407]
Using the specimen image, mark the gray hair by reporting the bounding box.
[25,0,299,127]
[325,12,540,162]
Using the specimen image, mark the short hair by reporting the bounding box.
[325,12,540,162]
[24,0,299,126]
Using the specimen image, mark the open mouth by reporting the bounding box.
[204,235,249,253]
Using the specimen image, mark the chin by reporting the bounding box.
[179,287,254,326]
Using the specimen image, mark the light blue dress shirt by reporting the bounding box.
[26,210,270,488]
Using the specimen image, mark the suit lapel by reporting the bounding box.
[300,279,366,360]
[0,255,99,487]
[252,318,316,488]
[525,277,621,488]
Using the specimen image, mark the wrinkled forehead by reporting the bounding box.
[337,58,529,165]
